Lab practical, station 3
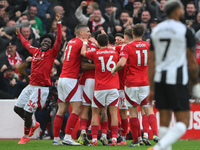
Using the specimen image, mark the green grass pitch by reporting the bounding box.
[0,140,199,150]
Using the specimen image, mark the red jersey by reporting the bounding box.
[83,42,98,79]
[60,38,83,79]
[85,48,119,90]
[18,23,62,86]
[115,45,126,90]
[120,40,150,87]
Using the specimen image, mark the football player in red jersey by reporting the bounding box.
[14,14,62,144]
[81,34,119,146]
[53,24,91,146]
[112,24,158,147]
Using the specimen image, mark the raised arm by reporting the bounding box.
[51,14,62,58]
[15,27,36,55]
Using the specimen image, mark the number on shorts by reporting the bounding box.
[98,55,116,72]
[136,50,147,66]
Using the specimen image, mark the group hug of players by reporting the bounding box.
[52,23,159,147]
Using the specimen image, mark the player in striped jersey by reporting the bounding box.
[148,1,200,150]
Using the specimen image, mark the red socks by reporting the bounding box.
[111,126,118,139]
[65,113,79,135]
[24,126,30,136]
[91,125,98,139]
[129,117,139,143]
[142,114,149,134]
[138,120,141,137]
[121,118,128,136]
[100,121,108,135]
[86,118,91,132]
[54,115,63,137]
[148,114,158,135]
[80,118,88,131]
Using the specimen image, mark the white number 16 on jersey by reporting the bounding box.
[98,55,116,72]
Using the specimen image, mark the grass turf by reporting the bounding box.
[0,140,199,150]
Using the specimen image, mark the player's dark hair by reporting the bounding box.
[97,34,109,47]
[115,33,124,39]
[132,24,144,37]
[40,34,55,48]
[124,28,133,40]
[164,0,182,17]
[75,24,88,36]
[92,30,101,40]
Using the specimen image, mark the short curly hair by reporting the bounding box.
[39,34,55,48]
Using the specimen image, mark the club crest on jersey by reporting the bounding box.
[33,52,45,61]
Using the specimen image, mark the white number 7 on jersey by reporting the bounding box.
[98,55,116,72]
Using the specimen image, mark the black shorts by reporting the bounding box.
[154,82,190,111]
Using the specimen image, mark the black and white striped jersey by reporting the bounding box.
[150,19,195,85]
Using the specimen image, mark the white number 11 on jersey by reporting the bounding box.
[136,50,147,66]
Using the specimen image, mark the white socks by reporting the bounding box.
[155,122,186,150]
[64,134,71,139]
[102,133,107,139]
[32,119,36,127]
[54,137,61,142]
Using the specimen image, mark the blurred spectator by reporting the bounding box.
[141,10,151,41]
[124,0,134,13]
[149,17,159,33]
[191,12,200,32]
[0,65,28,98]
[0,40,25,79]
[27,4,43,35]
[185,1,197,26]
[75,1,99,25]
[87,9,110,33]
[0,5,6,27]
[103,2,120,33]
[99,0,121,17]
[28,0,52,33]
[113,10,132,35]
[156,0,167,22]
[0,0,28,21]
[131,0,144,24]
[15,25,39,59]
[46,5,65,33]
[20,18,40,39]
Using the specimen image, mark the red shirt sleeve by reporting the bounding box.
[120,44,129,59]
[85,50,95,60]
[51,22,62,58]
[18,33,37,55]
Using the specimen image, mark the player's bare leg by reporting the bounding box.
[89,107,102,146]
[100,106,108,145]
[151,109,172,150]
[14,106,39,144]
[109,105,119,146]
[53,101,69,145]
[153,110,189,150]
[128,106,140,147]
[118,109,128,145]
[62,101,82,146]
[79,105,91,145]
[141,105,158,144]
